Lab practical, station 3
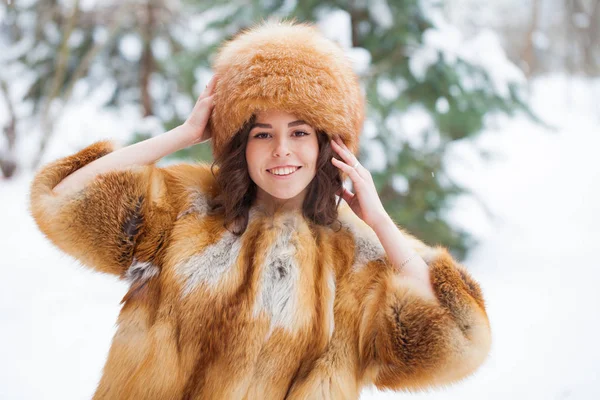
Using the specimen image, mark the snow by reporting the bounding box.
[92,26,109,44]
[0,178,127,399]
[67,29,85,48]
[388,105,440,151]
[444,0,530,33]
[369,0,394,29]
[391,174,409,195]
[0,71,595,398]
[152,36,171,61]
[377,78,401,103]
[43,22,62,45]
[410,25,525,99]
[435,97,450,114]
[572,12,590,29]
[1,74,598,398]
[317,9,353,50]
[149,72,169,102]
[0,35,34,62]
[315,8,372,77]
[362,137,387,173]
[363,74,600,399]
[532,31,550,50]
[118,33,143,63]
[174,93,195,122]
[347,47,372,76]
[408,0,526,99]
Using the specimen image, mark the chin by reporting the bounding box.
[261,181,309,201]
[266,188,302,200]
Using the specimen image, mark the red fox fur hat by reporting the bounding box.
[209,20,365,160]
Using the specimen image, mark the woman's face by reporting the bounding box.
[246,109,319,208]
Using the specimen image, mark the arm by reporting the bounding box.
[52,76,217,196]
[29,78,216,278]
[357,224,491,391]
[330,138,490,391]
[372,214,436,300]
[52,124,196,197]
[30,140,183,277]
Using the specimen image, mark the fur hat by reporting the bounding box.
[209,20,365,159]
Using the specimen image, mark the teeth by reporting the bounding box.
[269,167,299,176]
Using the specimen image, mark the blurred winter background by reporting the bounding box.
[1,0,598,398]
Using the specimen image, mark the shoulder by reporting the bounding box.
[332,202,386,269]
[334,201,441,267]
[158,162,220,219]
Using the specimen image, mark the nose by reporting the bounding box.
[273,137,291,157]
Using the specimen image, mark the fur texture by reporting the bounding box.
[29,142,491,399]
[209,20,365,159]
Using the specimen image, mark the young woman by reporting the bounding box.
[30,21,491,399]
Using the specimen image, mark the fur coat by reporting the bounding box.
[29,141,491,399]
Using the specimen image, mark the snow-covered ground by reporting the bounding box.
[362,75,600,399]
[1,74,599,399]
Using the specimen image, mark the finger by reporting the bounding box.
[334,135,350,151]
[331,157,364,185]
[339,186,355,204]
[192,94,215,114]
[199,75,219,101]
[333,138,360,169]
[189,95,215,134]
[335,185,354,197]
[331,139,357,167]
[335,186,353,203]
[334,136,355,158]
[335,137,361,167]
[331,139,370,181]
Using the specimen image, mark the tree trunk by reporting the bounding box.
[521,0,540,77]
[583,0,599,75]
[140,1,156,117]
[1,80,18,179]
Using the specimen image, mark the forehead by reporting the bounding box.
[255,109,302,122]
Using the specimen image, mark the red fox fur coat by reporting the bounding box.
[30,140,491,399]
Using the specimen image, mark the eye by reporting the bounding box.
[293,131,310,137]
[253,132,270,139]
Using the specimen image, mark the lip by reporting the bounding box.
[266,165,301,170]
[266,166,302,179]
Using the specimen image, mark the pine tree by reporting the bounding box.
[0,0,532,260]
[175,0,531,259]
[0,0,190,170]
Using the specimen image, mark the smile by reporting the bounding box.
[267,166,301,177]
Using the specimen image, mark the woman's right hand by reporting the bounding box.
[184,75,218,145]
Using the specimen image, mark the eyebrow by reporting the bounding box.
[250,120,308,129]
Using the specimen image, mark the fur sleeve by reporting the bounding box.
[337,205,491,392]
[356,247,492,392]
[29,140,209,281]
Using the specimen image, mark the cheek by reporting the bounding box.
[247,141,268,162]
[245,142,255,162]
[303,142,319,169]
[245,143,261,179]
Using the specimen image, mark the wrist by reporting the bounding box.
[370,212,393,233]
[166,123,198,150]
[177,122,197,141]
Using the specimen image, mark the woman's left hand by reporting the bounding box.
[331,136,389,228]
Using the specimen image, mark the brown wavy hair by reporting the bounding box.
[208,115,344,235]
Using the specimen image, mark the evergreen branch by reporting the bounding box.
[33,0,81,168]
[60,1,129,108]
[32,0,129,168]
